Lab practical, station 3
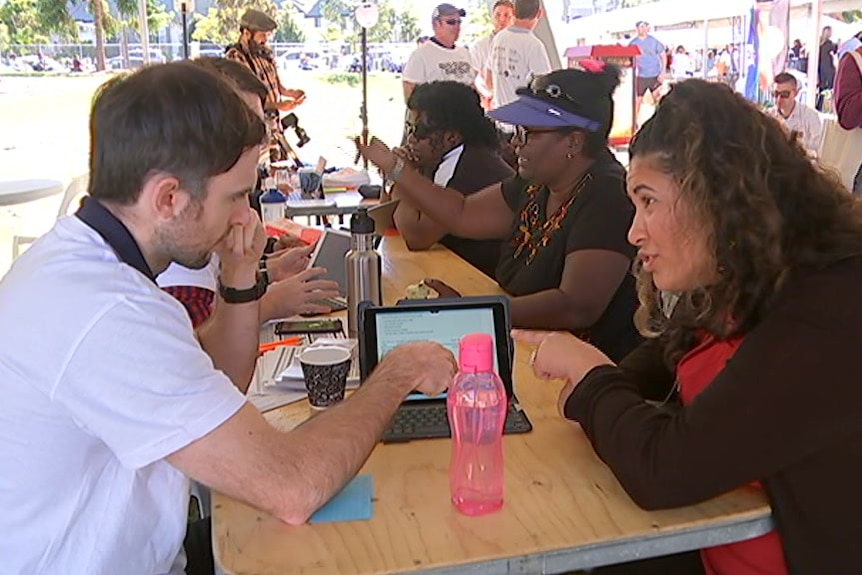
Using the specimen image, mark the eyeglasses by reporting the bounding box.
[773,90,793,99]
[512,126,565,146]
[438,18,462,26]
[405,120,437,140]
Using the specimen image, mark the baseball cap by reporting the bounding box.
[488,65,620,132]
[432,3,466,19]
[240,9,277,32]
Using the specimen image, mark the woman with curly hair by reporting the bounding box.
[514,79,862,574]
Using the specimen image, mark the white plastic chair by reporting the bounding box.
[12,173,89,259]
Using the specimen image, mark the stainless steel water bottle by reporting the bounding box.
[345,208,381,338]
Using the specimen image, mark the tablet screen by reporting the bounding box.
[309,230,351,293]
[362,301,513,401]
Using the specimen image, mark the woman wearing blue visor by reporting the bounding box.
[357,63,640,361]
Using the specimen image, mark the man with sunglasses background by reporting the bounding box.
[402,3,474,102]
[769,71,823,155]
[393,81,514,278]
[487,0,551,111]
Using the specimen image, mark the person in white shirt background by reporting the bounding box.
[471,0,515,110]
[770,71,824,155]
[670,45,694,78]
[487,0,552,110]
[0,61,456,575]
[402,3,474,102]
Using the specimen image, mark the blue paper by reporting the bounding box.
[310,474,374,523]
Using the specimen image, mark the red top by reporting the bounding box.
[677,336,789,575]
[835,48,862,130]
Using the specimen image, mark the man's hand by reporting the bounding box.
[266,243,315,281]
[373,341,457,396]
[217,209,267,288]
[260,267,340,321]
[273,234,308,251]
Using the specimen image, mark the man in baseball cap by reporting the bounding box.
[402,3,473,101]
[226,9,305,113]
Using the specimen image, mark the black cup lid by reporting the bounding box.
[350,207,375,234]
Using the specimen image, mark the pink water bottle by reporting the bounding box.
[447,333,507,515]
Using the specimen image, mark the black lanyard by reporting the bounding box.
[75,196,156,283]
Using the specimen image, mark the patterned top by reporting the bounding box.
[226,41,281,107]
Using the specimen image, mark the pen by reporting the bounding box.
[259,337,303,354]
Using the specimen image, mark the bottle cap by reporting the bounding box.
[350,207,375,234]
[260,188,286,204]
[458,333,494,373]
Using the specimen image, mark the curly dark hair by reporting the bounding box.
[630,79,862,365]
[407,81,500,149]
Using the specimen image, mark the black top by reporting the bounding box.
[819,40,837,86]
[438,144,514,278]
[565,255,862,573]
[497,150,641,361]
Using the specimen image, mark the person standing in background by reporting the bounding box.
[817,26,837,111]
[402,4,474,102]
[471,0,515,110]
[629,21,666,117]
[835,44,862,193]
[487,0,552,110]
[225,9,305,114]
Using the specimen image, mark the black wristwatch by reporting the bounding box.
[218,273,268,304]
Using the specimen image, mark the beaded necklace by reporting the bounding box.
[512,172,592,265]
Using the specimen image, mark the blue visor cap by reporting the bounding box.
[487,95,603,132]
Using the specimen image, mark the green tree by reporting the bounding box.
[115,0,174,40]
[0,0,50,45]
[842,10,862,22]
[193,0,278,45]
[274,6,305,43]
[0,22,10,51]
[322,0,420,44]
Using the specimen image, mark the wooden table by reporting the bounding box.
[214,236,774,575]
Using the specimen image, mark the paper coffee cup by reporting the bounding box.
[299,346,352,409]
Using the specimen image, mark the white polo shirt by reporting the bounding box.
[0,215,246,574]
[403,41,475,86]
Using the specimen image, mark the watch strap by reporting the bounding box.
[218,273,267,304]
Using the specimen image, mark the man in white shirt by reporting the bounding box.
[771,71,824,154]
[402,3,474,101]
[487,0,552,110]
[0,62,455,575]
[471,0,514,110]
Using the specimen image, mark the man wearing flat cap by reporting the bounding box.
[226,9,305,113]
[402,3,475,101]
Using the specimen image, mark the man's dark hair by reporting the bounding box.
[88,61,266,205]
[774,72,798,88]
[514,0,541,20]
[194,56,268,107]
[408,81,499,148]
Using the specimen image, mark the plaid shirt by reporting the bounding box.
[226,40,281,107]
[162,286,215,328]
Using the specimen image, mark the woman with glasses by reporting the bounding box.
[515,79,862,574]
[358,64,641,362]
[395,81,514,278]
